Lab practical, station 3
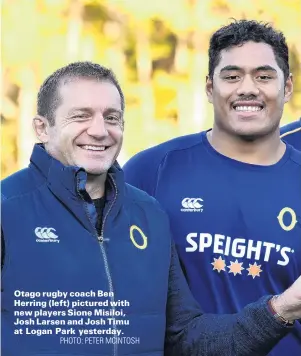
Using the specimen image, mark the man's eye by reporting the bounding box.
[72,115,88,119]
[225,75,240,81]
[258,75,272,80]
[105,116,119,122]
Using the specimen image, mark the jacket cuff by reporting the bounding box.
[262,295,295,329]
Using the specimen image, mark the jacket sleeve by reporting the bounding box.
[164,242,292,356]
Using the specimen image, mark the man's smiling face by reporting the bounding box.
[44,78,124,175]
[206,41,293,139]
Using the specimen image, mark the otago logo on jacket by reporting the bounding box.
[130,225,147,249]
[277,207,298,231]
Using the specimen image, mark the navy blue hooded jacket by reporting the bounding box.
[1,144,291,356]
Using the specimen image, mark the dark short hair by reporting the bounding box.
[208,19,289,81]
[37,61,125,125]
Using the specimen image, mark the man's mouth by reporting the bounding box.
[233,105,263,112]
[79,145,107,151]
[232,102,264,113]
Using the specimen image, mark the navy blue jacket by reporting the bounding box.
[281,119,301,150]
[1,144,290,356]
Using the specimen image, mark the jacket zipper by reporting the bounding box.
[78,175,118,356]
[99,176,118,356]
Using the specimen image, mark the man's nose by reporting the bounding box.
[236,75,260,96]
[86,115,109,138]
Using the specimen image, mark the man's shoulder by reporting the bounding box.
[124,182,165,211]
[280,119,301,150]
[289,146,301,167]
[1,166,43,202]
[280,119,301,135]
[123,132,204,195]
[125,132,203,167]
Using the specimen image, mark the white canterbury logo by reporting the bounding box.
[181,198,203,212]
[35,227,60,243]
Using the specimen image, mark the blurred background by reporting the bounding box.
[2,0,301,179]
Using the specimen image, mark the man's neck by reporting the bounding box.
[86,173,107,199]
[208,127,286,165]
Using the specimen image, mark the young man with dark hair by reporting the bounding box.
[281,119,301,150]
[124,20,301,356]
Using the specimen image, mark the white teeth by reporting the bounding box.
[81,145,105,151]
[234,106,262,112]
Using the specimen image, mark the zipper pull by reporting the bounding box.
[98,236,104,243]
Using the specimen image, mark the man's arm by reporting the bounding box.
[165,242,292,356]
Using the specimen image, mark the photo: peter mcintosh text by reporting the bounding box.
[60,336,140,345]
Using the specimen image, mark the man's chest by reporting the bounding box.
[155,165,301,277]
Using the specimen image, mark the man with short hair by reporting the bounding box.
[124,20,301,356]
[281,119,301,150]
[1,61,301,356]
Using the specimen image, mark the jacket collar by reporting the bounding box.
[30,144,124,231]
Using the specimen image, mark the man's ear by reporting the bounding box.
[284,73,293,103]
[205,75,213,104]
[32,115,50,143]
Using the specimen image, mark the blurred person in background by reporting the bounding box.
[124,20,301,356]
[281,118,301,150]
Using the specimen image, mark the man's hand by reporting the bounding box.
[272,275,301,322]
